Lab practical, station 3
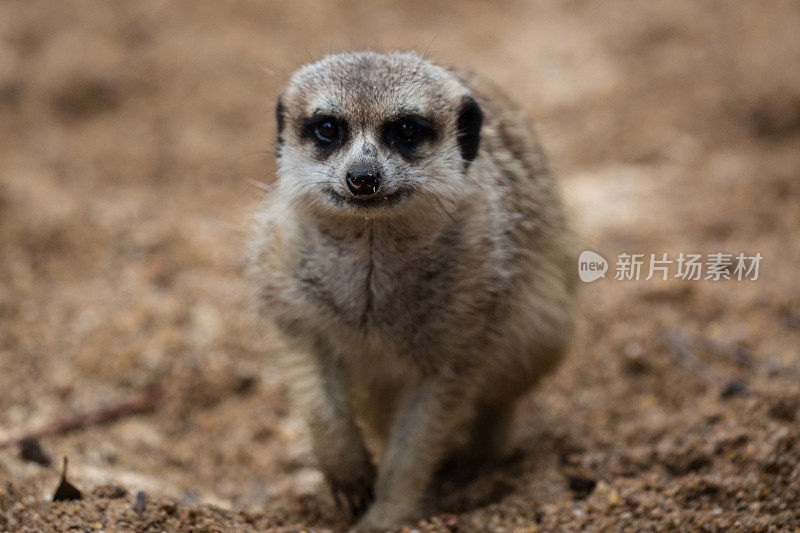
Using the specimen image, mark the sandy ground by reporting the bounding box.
[1,1,799,531]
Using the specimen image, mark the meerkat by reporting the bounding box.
[248,51,576,531]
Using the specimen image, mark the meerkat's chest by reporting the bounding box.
[292,224,471,343]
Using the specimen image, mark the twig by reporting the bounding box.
[670,329,798,377]
[665,330,726,386]
[693,336,756,367]
[0,389,162,450]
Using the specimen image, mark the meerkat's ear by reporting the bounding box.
[275,96,286,148]
[456,96,482,164]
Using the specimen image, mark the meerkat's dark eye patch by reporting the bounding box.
[382,115,436,159]
[302,115,348,156]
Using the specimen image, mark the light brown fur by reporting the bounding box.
[248,51,576,531]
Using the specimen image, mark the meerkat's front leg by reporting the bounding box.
[285,342,375,516]
[354,375,475,531]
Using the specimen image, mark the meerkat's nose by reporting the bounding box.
[346,166,381,196]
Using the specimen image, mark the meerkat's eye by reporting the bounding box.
[382,116,434,157]
[314,119,339,142]
[303,115,346,153]
[398,120,417,140]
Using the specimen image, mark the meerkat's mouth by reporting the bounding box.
[324,188,413,210]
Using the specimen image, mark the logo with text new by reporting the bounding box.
[578,250,608,283]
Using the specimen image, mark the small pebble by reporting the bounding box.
[134,491,147,513]
[720,380,749,399]
[19,439,52,467]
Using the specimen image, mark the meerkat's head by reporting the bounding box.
[274,51,482,220]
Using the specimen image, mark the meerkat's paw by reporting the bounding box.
[321,446,376,518]
[350,501,422,532]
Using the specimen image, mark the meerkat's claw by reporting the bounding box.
[328,475,374,518]
[331,487,345,512]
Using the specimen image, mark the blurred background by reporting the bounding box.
[1,1,798,530]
